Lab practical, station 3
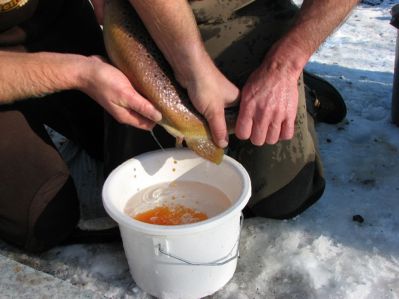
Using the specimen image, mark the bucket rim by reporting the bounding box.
[102,148,251,235]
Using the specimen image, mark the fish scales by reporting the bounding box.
[103,0,224,164]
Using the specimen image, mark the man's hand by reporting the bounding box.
[182,63,239,148]
[235,0,360,146]
[81,55,162,130]
[235,56,300,146]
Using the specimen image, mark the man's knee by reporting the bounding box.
[0,175,79,253]
[29,176,79,252]
[244,161,325,219]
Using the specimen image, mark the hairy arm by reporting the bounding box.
[128,0,239,148]
[0,50,161,129]
[0,51,86,103]
[273,0,360,75]
[236,0,359,145]
[128,0,209,86]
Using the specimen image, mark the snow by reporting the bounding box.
[1,1,399,298]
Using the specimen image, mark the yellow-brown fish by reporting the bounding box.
[103,0,225,164]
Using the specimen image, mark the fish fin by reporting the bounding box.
[175,137,184,148]
[185,137,224,164]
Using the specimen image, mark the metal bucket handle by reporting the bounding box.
[157,213,244,266]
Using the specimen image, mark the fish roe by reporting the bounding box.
[134,204,208,225]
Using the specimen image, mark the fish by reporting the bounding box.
[103,0,233,164]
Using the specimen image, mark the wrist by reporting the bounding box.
[172,46,216,88]
[75,55,100,93]
[263,36,311,79]
[38,52,90,92]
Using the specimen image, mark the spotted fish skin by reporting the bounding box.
[103,0,224,164]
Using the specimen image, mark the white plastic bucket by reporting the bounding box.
[102,148,251,299]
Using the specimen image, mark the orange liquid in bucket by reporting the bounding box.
[134,204,208,225]
[124,181,231,226]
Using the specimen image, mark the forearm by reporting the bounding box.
[128,0,213,86]
[264,0,359,76]
[0,51,87,104]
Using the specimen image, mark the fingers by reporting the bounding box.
[280,119,295,140]
[240,116,291,146]
[103,88,162,130]
[108,101,157,131]
[125,90,162,123]
[235,98,255,140]
[117,91,162,129]
[279,97,297,140]
[265,118,283,144]
[205,107,229,148]
[235,89,297,146]
[122,109,157,131]
[249,110,284,146]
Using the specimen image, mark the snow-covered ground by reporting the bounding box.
[1,1,399,298]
